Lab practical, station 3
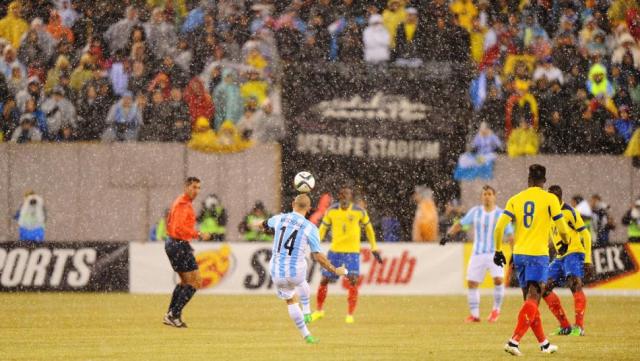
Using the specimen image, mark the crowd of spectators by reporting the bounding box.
[0,0,284,146]
[1,0,640,157]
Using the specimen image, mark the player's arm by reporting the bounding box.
[308,227,347,276]
[493,213,512,253]
[550,197,570,247]
[493,201,513,267]
[318,213,331,241]
[442,208,474,245]
[361,211,383,263]
[575,213,592,264]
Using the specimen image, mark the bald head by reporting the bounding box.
[292,194,311,214]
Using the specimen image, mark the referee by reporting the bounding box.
[163,177,212,328]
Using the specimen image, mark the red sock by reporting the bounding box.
[317,284,328,311]
[574,290,586,328]
[543,292,571,328]
[530,309,547,343]
[347,284,358,315]
[511,300,537,342]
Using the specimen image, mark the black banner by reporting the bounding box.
[0,241,129,292]
[587,243,638,286]
[282,62,472,241]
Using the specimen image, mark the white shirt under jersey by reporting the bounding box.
[460,205,514,255]
[267,212,322,279]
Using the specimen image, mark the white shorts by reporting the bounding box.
[271,274,305,300]
[466,253,504,283]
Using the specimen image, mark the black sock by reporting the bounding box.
[171,285,196,318]
[168,285,182,314]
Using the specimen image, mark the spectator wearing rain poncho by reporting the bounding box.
[104,7,140,54]
[363,14,391,64]
[412,186,439,242]
[188,116,252,153]
[454,122,501,181]
[15,191,46,243]
[507,116,539,157]
[240,68,268,105]
[102,92,143,142]
[213,68,243,130]
[144,7,178,60]
[611,32,640,69]
[0,2,29,49]
[586,63,618,116]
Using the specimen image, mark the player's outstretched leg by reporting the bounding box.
[488,278,504,322]
[312,277,329,322]
[466,283,481,323]
[286,296,317,344]
[296,281,312,324]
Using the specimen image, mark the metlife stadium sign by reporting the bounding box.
[0,242,128,291]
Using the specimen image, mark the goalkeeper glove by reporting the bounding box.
[440,234,452,246]
[556,241,569,256]
[371,250,383,264]
[493,251,506,267]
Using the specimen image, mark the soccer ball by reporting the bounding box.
[294,171,315,193]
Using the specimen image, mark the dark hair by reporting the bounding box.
[185,176,200,186]
[591,194,601,201]
[528,164,546,183]
[482,185,496,194]
[572,195,583,203]
[548,185,562,200]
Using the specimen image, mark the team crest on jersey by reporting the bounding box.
[195,245,235,288]
[347,215,355,222]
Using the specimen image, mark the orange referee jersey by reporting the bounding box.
[167,194,199,241]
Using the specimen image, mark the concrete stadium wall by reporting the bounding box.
[0,143,281,242]
[460,155,640,241]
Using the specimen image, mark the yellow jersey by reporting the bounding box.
[494,186,569,256]
[319,203,377,253]
[551,203,592,264]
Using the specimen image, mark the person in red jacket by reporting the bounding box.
[163,176,212,328]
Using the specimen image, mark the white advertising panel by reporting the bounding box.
[130,243,464,295]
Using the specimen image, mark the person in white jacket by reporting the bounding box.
[363,14,390,64]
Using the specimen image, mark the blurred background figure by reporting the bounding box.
[14,190,46,243]
[412,186,438,242]
[197,194,227,242]
[238,200,272,242]
[622,197,640,243]
[150,208,169,242]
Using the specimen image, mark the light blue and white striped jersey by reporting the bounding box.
[268,212,322,279]
[460,206,514,255]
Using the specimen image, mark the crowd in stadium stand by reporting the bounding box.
[0,0,639,158]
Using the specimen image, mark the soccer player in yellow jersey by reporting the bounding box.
[543,185,593,337]
[311,185,382,324]
[493,164,570,356]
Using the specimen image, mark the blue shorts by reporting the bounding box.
[548,253,585,286]
[165,238,198,273]
[321,251,359,281]
[513,254,549,288]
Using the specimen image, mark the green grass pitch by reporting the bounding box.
[2,293,639,360]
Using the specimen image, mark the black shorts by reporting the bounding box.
[165,238,198,273]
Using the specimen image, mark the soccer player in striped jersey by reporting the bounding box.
[262,194,347,344]
[442,185,514,323]
[543,185,593,337]
[493,164,570,356]
[311,185,382,324]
